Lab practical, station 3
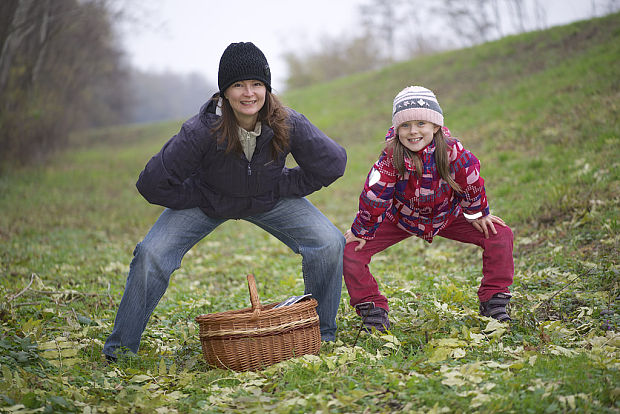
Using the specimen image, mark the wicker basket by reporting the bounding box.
[195,274,321,371]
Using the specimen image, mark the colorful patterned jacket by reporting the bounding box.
[350,126,489,243]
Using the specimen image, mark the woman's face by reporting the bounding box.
[224,80,266,129]
[397,120,440,152]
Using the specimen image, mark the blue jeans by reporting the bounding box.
[103,197,344,357]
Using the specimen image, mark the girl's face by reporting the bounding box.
[224,80,266,129]
[397,120,440,152]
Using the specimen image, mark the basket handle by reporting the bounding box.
[247,274,261,320]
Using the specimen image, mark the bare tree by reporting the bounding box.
[0,0,37,94]
[436,0,499,45]
[282,0,618,90]
[359,0,405,62]
[284,33,384,90]
[0,0,130,169]
[531,0,548,30]
[590,0,620,15]
[507,0,527,33]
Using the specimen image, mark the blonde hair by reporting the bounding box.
[388,127,462,193]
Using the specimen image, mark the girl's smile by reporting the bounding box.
[397,120,440,152]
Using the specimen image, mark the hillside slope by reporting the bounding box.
[0,13,618,414]
[285,12,619,240]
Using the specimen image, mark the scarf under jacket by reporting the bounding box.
[350,126,489,243]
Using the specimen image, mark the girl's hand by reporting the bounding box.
[467,214,506,239]
[344,229,366,251]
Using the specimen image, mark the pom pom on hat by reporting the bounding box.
[218,42,272,93]
[392,86,443,128]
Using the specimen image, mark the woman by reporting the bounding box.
[103,42,347,361]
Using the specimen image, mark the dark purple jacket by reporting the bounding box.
[136,98,347,219]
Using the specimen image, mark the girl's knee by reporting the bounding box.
[496,224,514,243]
[343,253,358,274]
[343,242,367,269]
[486,224,514,253]
[344,241,359,258]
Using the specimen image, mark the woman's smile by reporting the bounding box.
[224,80,266,130]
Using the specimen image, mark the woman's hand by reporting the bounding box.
[467,214,507,239]
[344,229,366,251]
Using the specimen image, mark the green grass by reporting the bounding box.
[1,13,619,413]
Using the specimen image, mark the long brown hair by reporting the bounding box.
[211,91,290,160]
[388,127,462,193]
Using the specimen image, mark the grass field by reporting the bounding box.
[1,13,619,413]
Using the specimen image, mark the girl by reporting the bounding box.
[103,42,346,361]
[343,86,513,332]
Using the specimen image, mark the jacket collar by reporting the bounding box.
[200,94,274,152]
[404,140,436,172]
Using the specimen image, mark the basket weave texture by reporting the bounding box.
[195,274,321,371]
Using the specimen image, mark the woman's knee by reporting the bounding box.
[133,237,181,273]
[300,225,344,266]
[323,228,345,258]
[311,223,345,251]
[330,228,346,250]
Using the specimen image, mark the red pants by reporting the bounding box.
[343,214,514,311]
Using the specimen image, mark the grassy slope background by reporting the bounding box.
[0,13,618,414]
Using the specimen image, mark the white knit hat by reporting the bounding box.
[392,86,444,128]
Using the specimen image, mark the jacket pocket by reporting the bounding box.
[255,156,286,195]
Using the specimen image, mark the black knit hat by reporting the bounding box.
[218,42,272,93]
